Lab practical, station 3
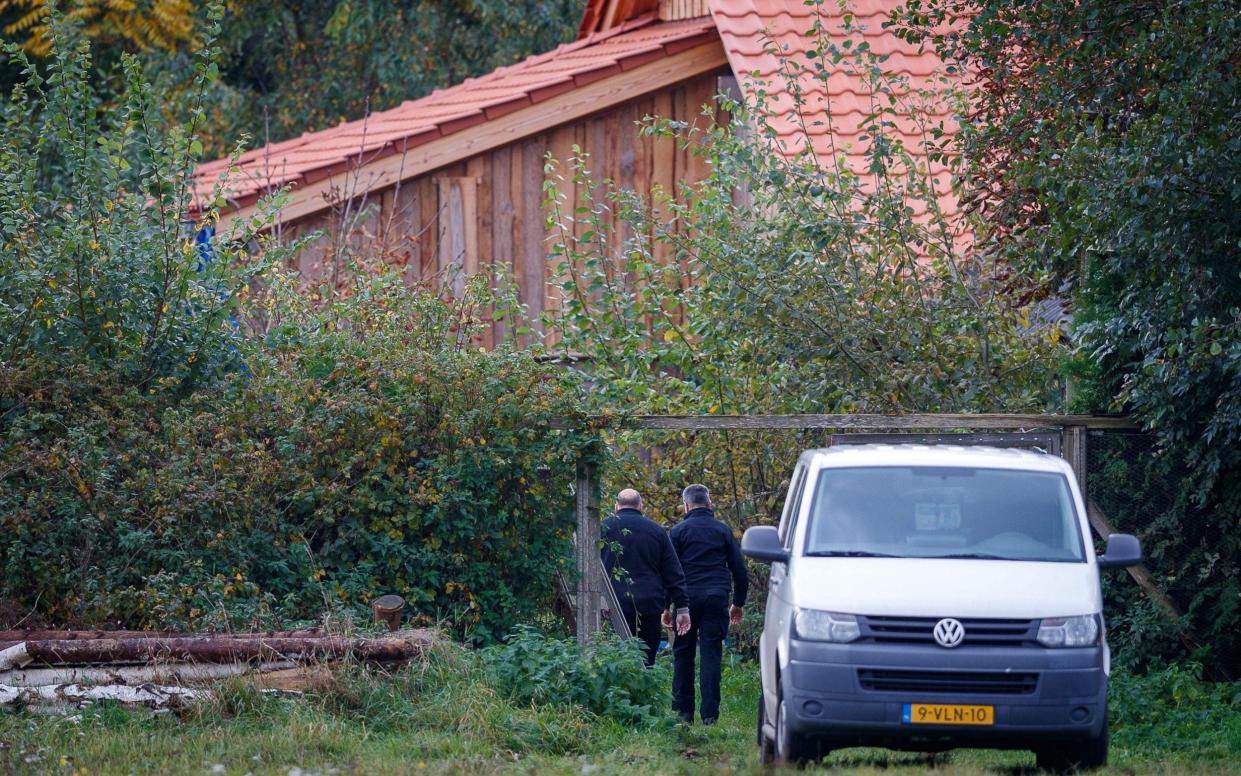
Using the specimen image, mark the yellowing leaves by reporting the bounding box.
[1,0,194,57]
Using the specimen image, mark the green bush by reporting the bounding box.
[894,0,1241,675]
[484,626,671,726]
[0,6,278,393]
[1111,663,1241,762]
[0,290,588,642]
[0,14,591,644]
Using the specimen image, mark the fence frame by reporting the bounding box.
[565,412,1157,645]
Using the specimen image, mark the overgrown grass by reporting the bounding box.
[0,645,1237,775]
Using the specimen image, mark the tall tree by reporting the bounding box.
[2,1,584,155]
[893,0,1241,671]
[1,0,194,55]
[198,0,583,152]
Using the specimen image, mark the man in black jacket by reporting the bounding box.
[666,484,748,724]
[601,488,691,666]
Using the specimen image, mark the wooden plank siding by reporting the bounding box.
[285,68,731,347]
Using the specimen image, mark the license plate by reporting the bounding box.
[902,703,994,726]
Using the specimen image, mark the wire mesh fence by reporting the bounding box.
[1085,431,1222,674]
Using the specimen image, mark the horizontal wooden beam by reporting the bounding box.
[216,40,729,232]
[548,413,1139,431]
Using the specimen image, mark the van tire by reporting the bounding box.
[1035,717,1108,773]
[774,690,817,766]
[757,694,776,765]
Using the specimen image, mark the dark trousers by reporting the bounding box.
[621,601,664,667]
[672,594,728,722]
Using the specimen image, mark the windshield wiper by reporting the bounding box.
[937,552,1014,560]
[804,550,900,558]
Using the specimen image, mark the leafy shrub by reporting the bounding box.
[0,19,591,643]
[484,626,671,726]
[1111,663,1241,762]
[0,279,589,642]
[894,0,1241,676]
[0,6,280,393]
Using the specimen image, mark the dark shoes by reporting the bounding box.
[677,714,717,725]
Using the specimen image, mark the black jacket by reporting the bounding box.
[669,507,749,607]
[600,508,690,613]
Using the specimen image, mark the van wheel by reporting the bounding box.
[758,693,776,765]
[774,692,817,766]
[1035,717,1108,773]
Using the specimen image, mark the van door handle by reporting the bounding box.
[770,577,781,587]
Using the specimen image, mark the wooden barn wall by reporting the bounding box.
[289,69,729,348]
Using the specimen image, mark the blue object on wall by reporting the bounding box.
[195,224,215,272]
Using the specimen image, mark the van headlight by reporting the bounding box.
[1036,615,1100,648]
[794,610,860,643]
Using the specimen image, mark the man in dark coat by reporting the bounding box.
[600,488,691,666]
[666,484,748,724]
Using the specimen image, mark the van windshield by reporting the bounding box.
[803,466,1086,562]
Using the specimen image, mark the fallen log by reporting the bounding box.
[12,629,435,666]
[1,661,297,687]
[0,628,324,650]
[0,683,209,709]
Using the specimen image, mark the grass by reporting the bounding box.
[0,645,1238,775]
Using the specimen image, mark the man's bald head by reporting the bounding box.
[616,488,643,511]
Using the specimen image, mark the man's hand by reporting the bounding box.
[675,610,691,636]
[661,609,674,630]
[729,605,744,626]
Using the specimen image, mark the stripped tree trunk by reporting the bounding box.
[1,661,297,687]
[14,630,435,666]
[0,683,210,709]
[0,629,324,650]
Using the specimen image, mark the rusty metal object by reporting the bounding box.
[370,595,405,632]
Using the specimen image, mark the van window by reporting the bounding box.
[778,465,807,548]
[803,466,1086,562]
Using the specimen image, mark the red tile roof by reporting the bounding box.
[193,14,718,211]
[707,0,958,217]
[197,0,958,226]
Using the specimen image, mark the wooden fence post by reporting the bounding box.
[1062,424,1088,500]
[574,448,602,647]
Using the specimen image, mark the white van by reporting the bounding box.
[742,445,1142,772]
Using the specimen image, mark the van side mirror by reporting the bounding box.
[1098,533,1143,569]
[742,526,789,564]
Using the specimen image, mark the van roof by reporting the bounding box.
[802,444,1074,475]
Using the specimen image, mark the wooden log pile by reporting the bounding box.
[0,628,436,711]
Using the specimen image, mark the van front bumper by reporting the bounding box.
[784,640,1107,750]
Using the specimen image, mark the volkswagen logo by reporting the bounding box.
[933,618,966,648]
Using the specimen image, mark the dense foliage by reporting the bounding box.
[1,0,193,56]
[0,310,585,641]
[2,1,584,156]
[892,0,1241,673]
[484,627,670,725]
[0,4,264,391]
[0,18,590,642]
[543,3,1060,542]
